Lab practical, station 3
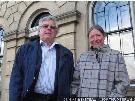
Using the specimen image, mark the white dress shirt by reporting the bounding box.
[34,40,58,94]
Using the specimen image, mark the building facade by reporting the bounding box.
[0,1,135,101]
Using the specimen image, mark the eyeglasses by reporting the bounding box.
[40,24,57,30]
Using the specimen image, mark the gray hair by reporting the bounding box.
[38,15,58,28]
[87,25,106,37]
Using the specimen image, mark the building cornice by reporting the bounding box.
[56,10,81,26]
[4,10,81,41]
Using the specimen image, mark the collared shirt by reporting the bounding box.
[34,40,58,94]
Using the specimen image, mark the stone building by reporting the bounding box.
[0,1,135,101]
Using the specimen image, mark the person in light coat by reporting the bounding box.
[72,25,130,98]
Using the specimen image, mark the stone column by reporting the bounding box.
[56,10,81,61]
[1,31,27,101]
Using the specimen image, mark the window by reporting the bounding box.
[0,28,4,69]
[0,28,4,55]
[31,12,50,28]
[92,1,135,83]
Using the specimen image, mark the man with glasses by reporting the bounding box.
[9,16,74,101]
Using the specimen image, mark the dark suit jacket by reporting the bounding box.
[9,40,74,101]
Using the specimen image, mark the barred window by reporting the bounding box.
[0,28,4,42]
[0,27,4,68]
[92,1,135,82]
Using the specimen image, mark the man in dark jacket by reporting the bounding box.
[9,15,74,101]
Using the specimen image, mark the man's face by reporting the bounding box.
[39,20,57,43]
[88,29,105,48]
